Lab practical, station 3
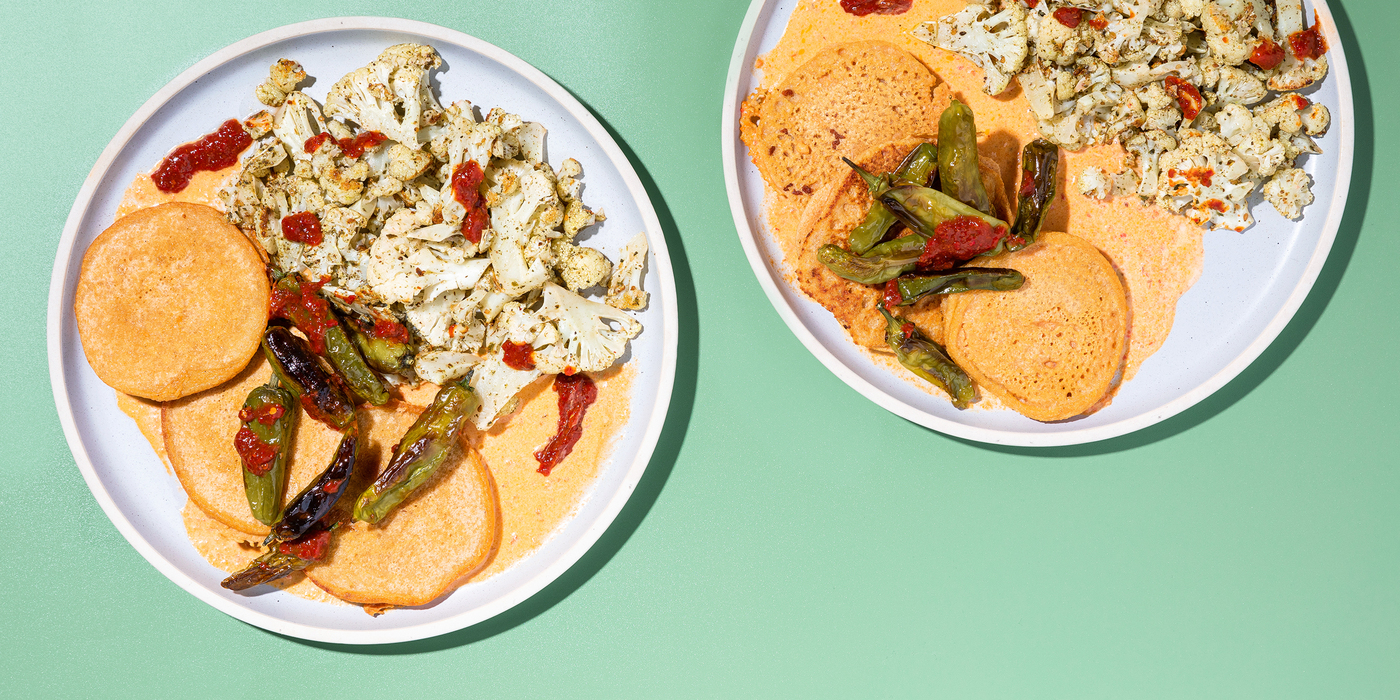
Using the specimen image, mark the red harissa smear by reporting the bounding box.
[337,131,388,158]
[534,373,598,476]
[502,341,537,371]
[233,427,277,476]
[452,161,489,244]
[151,119,251,193]
[280,211,323,246]
[840,0,911,16]
[269,277,337,354]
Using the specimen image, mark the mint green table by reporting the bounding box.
[5,1,1397,696]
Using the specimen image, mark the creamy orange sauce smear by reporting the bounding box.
[113,164,634,606]
[757,0,1204,382]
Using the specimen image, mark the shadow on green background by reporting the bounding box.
[958,1,1373,460]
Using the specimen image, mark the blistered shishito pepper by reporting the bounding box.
[221,525,332,591]
[1007,139,1059,252]
[879,185,1012,268]
[845,143,938,255]
[347,316,415,376]
[262,325,356,430]
[267,422,360,544]
[354,372,480,524]
[878,305,975,409]
[234,377,297,526]
[271,276,389,406]
[879,184,1008,239]
[324,323,389,405]
[937,100,993,215]
[818,232,927,285]
[891,268,1024,306]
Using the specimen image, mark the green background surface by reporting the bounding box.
[4,0,1397,696]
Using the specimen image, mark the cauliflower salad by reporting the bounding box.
[916,0,1332,230]
[222,44,649,429]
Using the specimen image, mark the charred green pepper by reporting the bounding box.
[892,268,1024,306]
[234,377,297,526]
[347,316,415,376]
[879,185,1012,269]
[937,100,993,214]
[845,142,938,255]
[818,231,929,286]
[221,525,332,591]
[878,305,975,409]
[880,184,1007,236]
[354,371,480,524]
[1006,139,1059,252]
[262,326,356,430]
[271,275,388,406]
[268,422,360,544]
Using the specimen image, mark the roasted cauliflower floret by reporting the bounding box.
[385,143,434,181]
[1156,129,1257,230]
[914,2,1029,95]
[1032,9,1092,67]
[1078,166,1114,200]
[605,232,650,311]
[1216,103,1289,177]
[324,43,443,149]
[1300,103,1331,136]
[1255,93,1308,134]
[552,240,612,292]
[255,59,308,107]
[1269,0,1329,91]
[1214,65,1267,105]
[1200,1,1254,66]
[533,283,643,375]
[243,110,276,139]
[1260,167,1313,220]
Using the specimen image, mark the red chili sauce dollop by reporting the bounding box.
[371,318,412,343]
[451,160,490,244]
[918,217,1008,271]
[303,133,334,154]
[1250,36,1287,70]
[339,131,389,158]
[270,277,337,354]
[1019,168,1038,198]
[1053,7,1083,28]
[839,0,912,16]
[278,528,332,561]
[502,341,537,371]
[151,119,252,193]
[280,211,324,246]
[233,427,277,476]
[534,373,598,476]
[882,280,903,308]
[1164,76,1204,120]
[1289,13,1328,61]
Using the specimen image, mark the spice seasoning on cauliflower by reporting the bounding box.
[221,44,648,428]
[916,0,1332,228]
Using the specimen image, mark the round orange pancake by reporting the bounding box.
[307,403,499,608]
[162,356,342,535]
[943,231,1128,421]
[74,202,269,401]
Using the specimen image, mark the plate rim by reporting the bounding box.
[47,16,679,644]
[721,0,1354,447]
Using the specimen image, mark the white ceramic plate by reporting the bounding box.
[47,18,677,644]
[723,0,1353,447]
